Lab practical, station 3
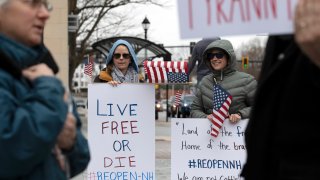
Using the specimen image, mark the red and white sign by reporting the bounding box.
[178,0,298,38]
[87,84,155,179]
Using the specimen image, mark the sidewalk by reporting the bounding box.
[155,115,171,180]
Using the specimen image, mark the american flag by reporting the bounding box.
[143,61,189,83]
[174,91,182,106]
[209,84,232,137]
[84,54,94,78]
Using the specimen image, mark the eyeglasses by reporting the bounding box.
[21,0,53,12]
[113,53,131,59]
[207,53,225,60]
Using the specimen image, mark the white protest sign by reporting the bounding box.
[177,0,298,38]
[87,84,155,180]
[171,118,248,180]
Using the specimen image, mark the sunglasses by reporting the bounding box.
[21,0,53,12]
[207,53,225,60]
[113,53,131,59]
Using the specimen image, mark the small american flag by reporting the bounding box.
[143,61,189,83]
[209,84,232,137]
[84,54,94,78]
[174,91,182,106]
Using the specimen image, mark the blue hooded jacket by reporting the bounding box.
[0,35,90,180]
[105,39,139,73]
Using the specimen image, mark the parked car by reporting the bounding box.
[160,99,167,112]
[155,100,161,120]
[156,100,164,112]
[177,94,195,118]
[167,96,177,117]
[75,99,86,109]
[75,99,87,116]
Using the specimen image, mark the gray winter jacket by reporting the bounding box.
[190,40,257,119]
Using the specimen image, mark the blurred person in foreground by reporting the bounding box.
[241,0,320,179]
[94,39,143,85]
[190,39,257,124]
[0,0,90,179]
[188,37,220,87]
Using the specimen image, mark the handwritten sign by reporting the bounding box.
[87,84,155,180]
[177,0,298,38]
[171,118,248,180]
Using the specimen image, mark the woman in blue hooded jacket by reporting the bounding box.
[94,39,143,84]
[0,0,90,179]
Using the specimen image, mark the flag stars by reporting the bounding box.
[213,85,231,110]
[167,72,188,83]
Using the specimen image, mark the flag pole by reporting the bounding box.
[177,105,179,118]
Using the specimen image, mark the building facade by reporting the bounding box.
[44,0,68,87]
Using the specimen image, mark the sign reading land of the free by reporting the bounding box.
[178,0,298,38]
[171,118,248,180]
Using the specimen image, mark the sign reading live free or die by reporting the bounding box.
[87,84,155,180]
[177,0,298,38]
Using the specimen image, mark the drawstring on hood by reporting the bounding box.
[213,77,217,85]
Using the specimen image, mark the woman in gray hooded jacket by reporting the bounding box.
[190,39,257,123]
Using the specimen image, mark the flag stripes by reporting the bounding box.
[174,91,182,106]
[84,54,94,78]
[210,85,232,137]
[143,61,189,83]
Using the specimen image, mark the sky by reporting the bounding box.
[131,0,268,49]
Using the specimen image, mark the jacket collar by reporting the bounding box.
[0,51,22,78]
[0,47,58,79]
[98,68,113,82]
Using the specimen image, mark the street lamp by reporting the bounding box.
[141,16,151,81]
[142,17,150,60]
[141,16,150,40]
[97,53,103,70]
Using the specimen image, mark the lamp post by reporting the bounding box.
[142,16,150,40]
[141,16,150,61]
[97,53,103,70]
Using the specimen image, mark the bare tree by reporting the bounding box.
[236,37,266,61]
[68,0,168,89]
[235,37,267,79]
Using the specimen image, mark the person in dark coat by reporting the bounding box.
[0,0,90,179]
[241,0,320,179]
[188,37,220,86]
